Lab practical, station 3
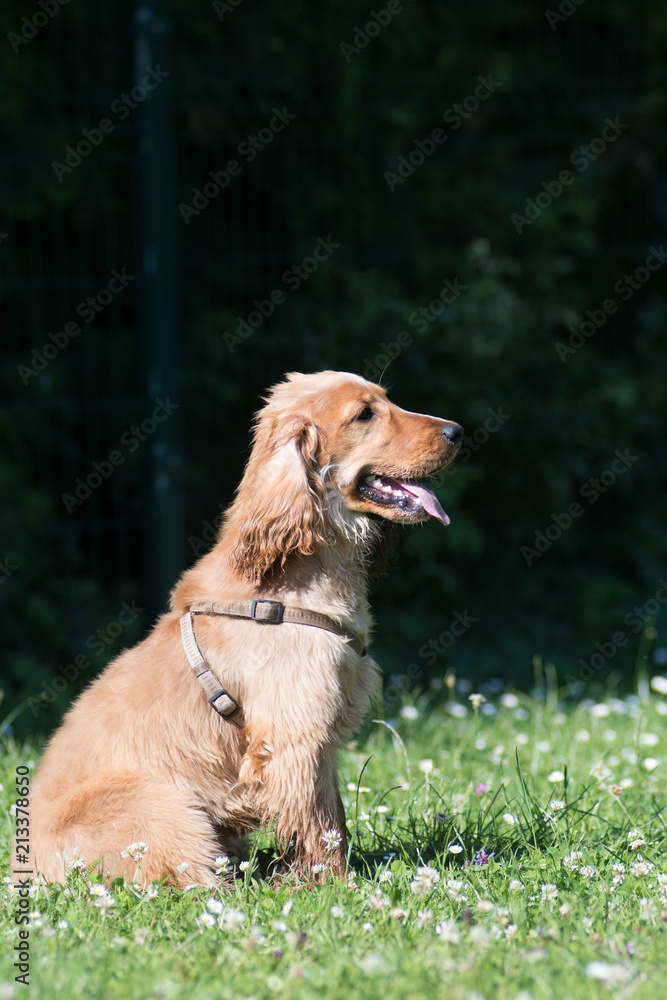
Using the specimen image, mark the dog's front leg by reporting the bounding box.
[239,737,347,876]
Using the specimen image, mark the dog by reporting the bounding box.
[28,370,462,886]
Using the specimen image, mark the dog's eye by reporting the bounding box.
[354,406,374,422]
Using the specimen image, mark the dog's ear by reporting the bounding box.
[229,418,329,584]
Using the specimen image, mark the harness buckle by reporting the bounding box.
[250,599,284,624]
[208,688,241,718]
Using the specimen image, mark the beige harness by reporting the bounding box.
[180,599,367,725]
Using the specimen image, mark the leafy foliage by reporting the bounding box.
[1,0,666,734]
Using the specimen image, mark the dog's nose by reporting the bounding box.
[442,422,463,446]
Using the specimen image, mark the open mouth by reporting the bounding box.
[356,473,450,526]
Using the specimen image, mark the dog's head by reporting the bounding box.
[229,371,462,583]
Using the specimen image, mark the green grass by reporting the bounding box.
[2,680,667,1000]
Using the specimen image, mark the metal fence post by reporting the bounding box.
[135,2,185,618]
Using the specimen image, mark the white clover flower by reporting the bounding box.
[321,829,342,851]
[362,921,373,931]
[330,905,344,918]
[547,770,564,783]
[219,909,245,929]
[176,862,189,874]
[145,884,159,899]
[418,759,434,774]
[58,920,69,930]
[501,693,519,709]
[94,894,115,913]
[444,879,467,902]
[469,925,490,948]
[550,800,565,811]
[476,899,494,913]
[416,909,433,927]
[563,851,582,870]
[586,961,615,981]
[630,861,654,877]
[580,866,596,878]
[237,860,250,872]
[312,863,327,874]
[400,706,419,720]
[435,920,461,943]
[410,866,440,895]
[468,693,486,711]
[214,856,230,874]
[378,871,392,883]
[612,863,626,875]
[541,883,558,900]
[121,841,149,862]
[509,879,524,892]
[591,761,613,782]
[448,844,463,855]
[389,907,407,919]
[639,898,657,921]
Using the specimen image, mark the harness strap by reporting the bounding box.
[180,599,368,725]
[189,599,367,656]
[180,612,243,725]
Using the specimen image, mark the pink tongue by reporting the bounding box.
[399,480,450,526]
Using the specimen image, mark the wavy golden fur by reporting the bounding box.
[28,371,461,886]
